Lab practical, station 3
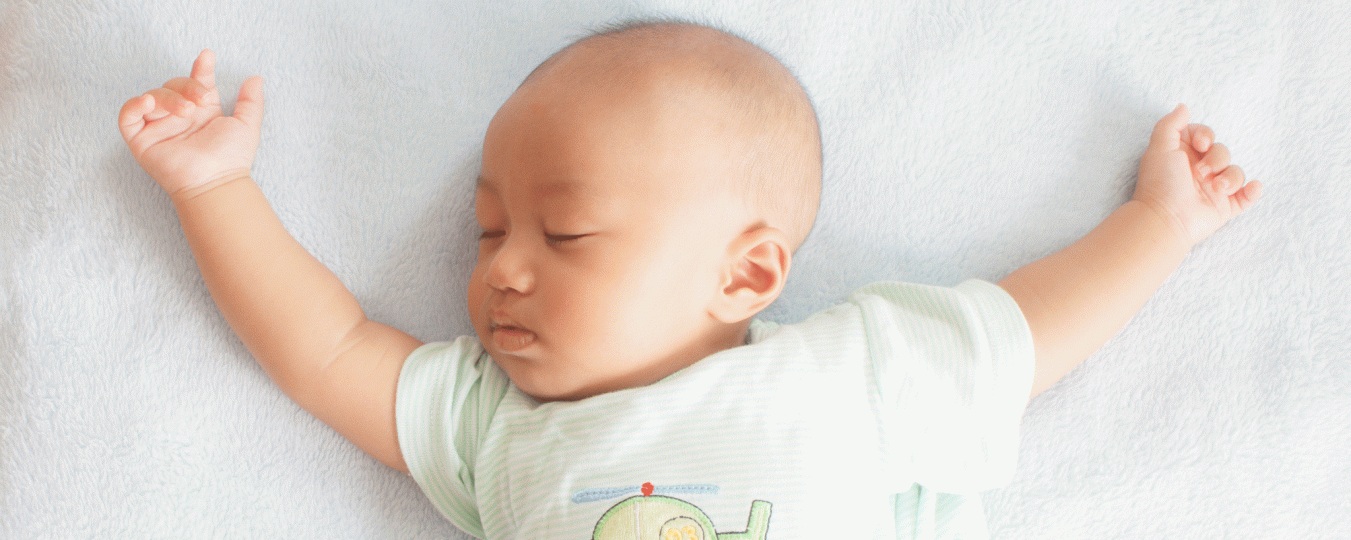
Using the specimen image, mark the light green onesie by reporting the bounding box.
[397,279,1034,539]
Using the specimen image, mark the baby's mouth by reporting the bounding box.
[490,322,537,353]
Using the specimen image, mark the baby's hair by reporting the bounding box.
[521,17,823,250]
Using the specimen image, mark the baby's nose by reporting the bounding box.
[485,239,534,294]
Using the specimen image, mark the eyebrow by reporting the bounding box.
[476,175,603,201]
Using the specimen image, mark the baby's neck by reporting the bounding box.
[538,320,753,403]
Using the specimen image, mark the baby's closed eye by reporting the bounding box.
[544,233,589,246]
[476,230,590,245]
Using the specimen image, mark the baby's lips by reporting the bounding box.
[489,310,525,330]
[491,324,537,353]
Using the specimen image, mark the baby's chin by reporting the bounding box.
[512,377,596,403]
[486,351,589,403]
[483,336,674,402]
[506,362,650,403]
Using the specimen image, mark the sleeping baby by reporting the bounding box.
[117,19,1260,540]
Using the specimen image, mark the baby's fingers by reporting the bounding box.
[1234,179,1263,214]
[143,87,197,119]
[190,49,217,91]
[1209,164,1244,195]
[231,75,265,130]
[1196,142,1231,179]
[118,94,155,142]
[1186,124,1214,153]
[163,76,218,107]
[1149,104,1191,150]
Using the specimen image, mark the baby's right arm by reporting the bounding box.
[118,50,419,472]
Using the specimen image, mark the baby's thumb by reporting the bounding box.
[232,75,265,129]
[1148,103,1189,150]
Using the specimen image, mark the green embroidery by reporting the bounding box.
[591,495,771,540]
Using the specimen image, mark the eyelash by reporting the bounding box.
[545,234,586,246]
[476,231,586,246]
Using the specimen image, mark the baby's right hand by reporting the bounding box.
[118,50,264,199]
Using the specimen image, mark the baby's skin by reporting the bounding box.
[118,41,1260,473]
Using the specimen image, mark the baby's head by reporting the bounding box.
[470,20,821,401]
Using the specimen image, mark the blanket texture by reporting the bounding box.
[2,0,1348,538]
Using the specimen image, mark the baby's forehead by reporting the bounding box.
[476,174,607,201]
[476,168,712,208]
[483,22,820,247]
[484,83,750,193]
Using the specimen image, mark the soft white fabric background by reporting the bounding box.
[2,1,1347,538]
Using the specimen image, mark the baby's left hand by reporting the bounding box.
[1133,104,1263,245]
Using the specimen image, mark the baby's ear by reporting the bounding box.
[709,226,791,324]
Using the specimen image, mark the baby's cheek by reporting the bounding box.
[555,290,632,355]
[547,289,600,338]
[465,272,490,330]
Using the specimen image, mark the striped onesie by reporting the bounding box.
[397,279,1034,540]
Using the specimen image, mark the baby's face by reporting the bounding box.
[470,72,749,401]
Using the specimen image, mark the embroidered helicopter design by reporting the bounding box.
[574,482,771,540]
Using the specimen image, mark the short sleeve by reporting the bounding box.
[852,279,1035,494]
[396,337,512,538]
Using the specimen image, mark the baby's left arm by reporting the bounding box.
[999,104,1262,398]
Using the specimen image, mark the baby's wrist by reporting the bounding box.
[1126,198,1197,252]
[169,168,253,205]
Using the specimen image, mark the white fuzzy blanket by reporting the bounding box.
[3,1,1348,538]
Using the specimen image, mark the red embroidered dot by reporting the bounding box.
[641,482,654,497]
